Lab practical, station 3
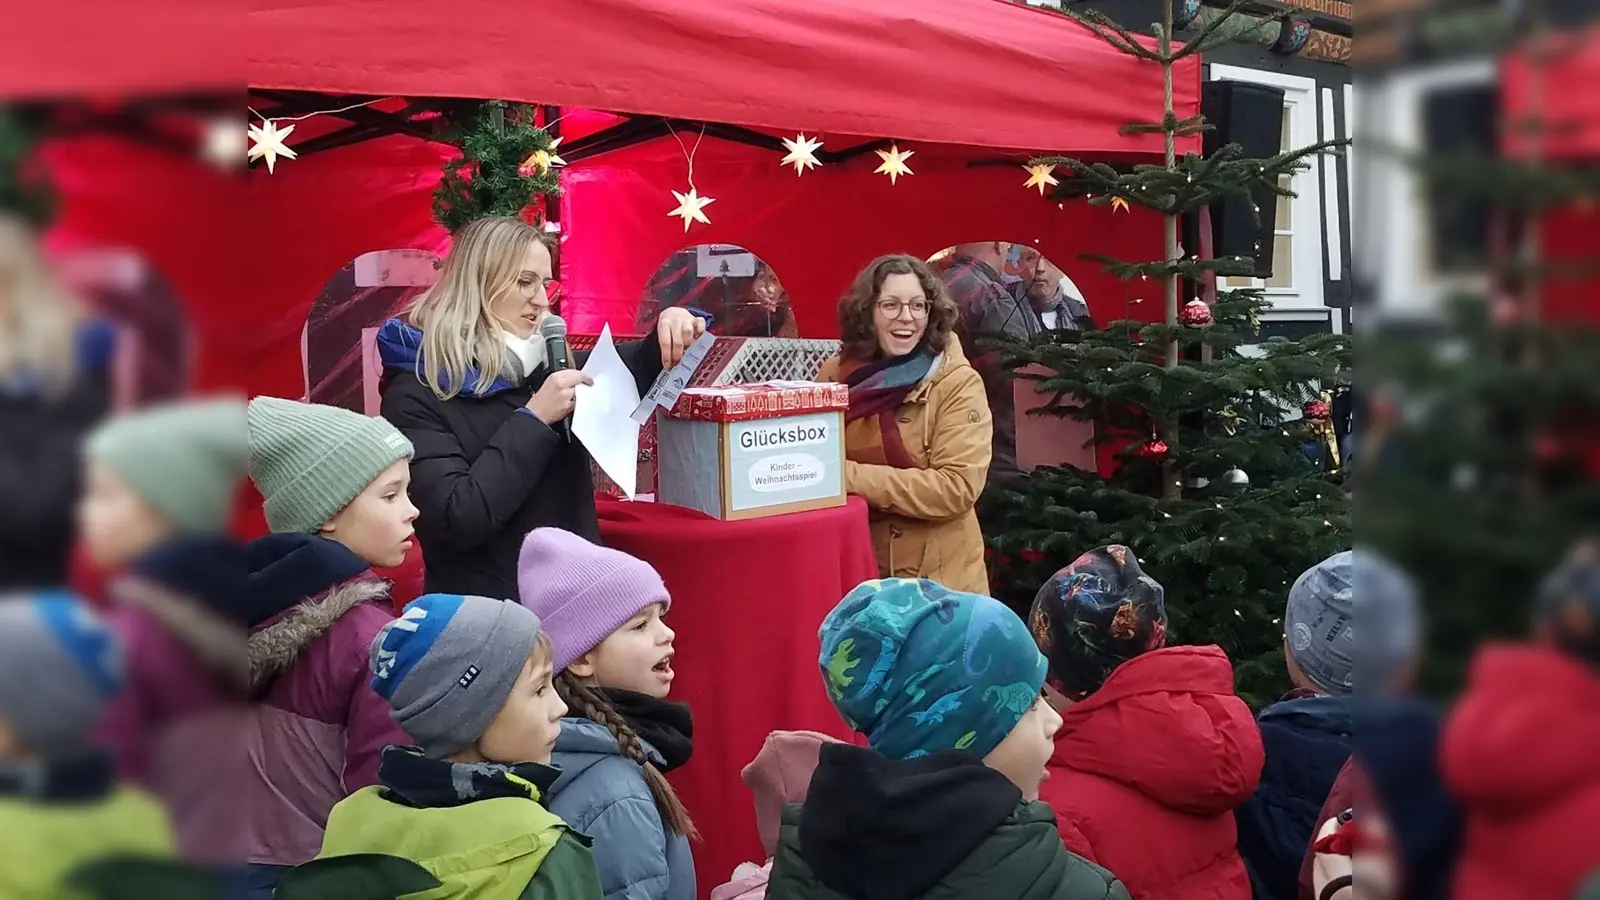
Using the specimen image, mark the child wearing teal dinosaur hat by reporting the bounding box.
[767,578,1129,900]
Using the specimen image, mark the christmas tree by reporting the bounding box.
[979,0,1351,706]
[1357,18,1600,693]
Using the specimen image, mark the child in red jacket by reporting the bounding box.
[1441,540,1600,900]
[1029,545,1265,900]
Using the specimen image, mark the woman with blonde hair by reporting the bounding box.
[0,214,114,589]
[378,215,705,601]
[815,254,992,594]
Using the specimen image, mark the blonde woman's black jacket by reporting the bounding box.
[376,319,663,601]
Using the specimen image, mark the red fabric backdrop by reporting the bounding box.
[42,133,1168,400]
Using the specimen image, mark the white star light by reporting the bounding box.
[668,188,715,232]
[780,134,824,176]
[247,119,297,174]
[202,117,246,170]
[873,144,915,185]
[1023,163,1059,196]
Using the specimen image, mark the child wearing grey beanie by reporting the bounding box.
[368,593,561,761]
[276,594,604,900]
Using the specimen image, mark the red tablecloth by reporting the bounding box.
[597,496,876,898]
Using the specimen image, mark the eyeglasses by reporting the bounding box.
[876,299,930,319]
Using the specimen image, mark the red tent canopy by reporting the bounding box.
[29,0,1194,399]
[250,0,1191,157]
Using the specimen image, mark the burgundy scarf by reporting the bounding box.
[841,349,936,469]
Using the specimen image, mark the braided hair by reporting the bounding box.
[555,671,698,840]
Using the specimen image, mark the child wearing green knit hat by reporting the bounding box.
[80,397,255,865]
[237,397,419,896]
[80,396,249,570]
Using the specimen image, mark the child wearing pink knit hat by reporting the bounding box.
[517,527,697,900]
[712,731,842,900]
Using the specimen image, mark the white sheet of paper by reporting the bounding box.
[572,325,641,499]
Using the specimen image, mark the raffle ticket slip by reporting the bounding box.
[631,331,716,424]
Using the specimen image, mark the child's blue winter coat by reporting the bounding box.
[547,718,696,900]
[1234,694,1352,900]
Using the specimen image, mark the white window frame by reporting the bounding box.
[1208,64,1326,312]
[1366,57,1497,319]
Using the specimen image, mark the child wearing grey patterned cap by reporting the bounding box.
[1283,549,1420,696]
[1240,548,1426,900]
[277,594,604,900]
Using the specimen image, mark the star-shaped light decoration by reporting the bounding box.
[202,117,246,171]
[1110,196,1131,213]
[246,119,297,174]
[519,136,567,176]
[873,144,915,185]
[668,188,715,232]
[1023,163,1059,197]
[781,134,824,176]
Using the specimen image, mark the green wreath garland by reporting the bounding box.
[432,100,562,234]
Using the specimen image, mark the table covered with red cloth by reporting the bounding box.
[596,495,876,898]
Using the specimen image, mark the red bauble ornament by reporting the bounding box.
[1180,299,1214,326]
[1139,438,1170,458]
[1302,399,1331,421]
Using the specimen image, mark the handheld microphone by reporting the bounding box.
[538,314,573,442]
[540,314,572,371]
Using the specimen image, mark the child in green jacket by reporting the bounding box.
[277,593,602,900]
[0,593,179,900]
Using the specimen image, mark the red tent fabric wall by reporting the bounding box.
[44,134,1165,397]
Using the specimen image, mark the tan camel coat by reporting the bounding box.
[817,335,992,594]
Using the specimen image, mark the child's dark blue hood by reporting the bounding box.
[1258,693,1353,739]
[375,318,522,398]
[245,533,372,628]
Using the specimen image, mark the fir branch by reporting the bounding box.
[1052,7,1168,61]
[1171,0,1280,60]
[432,101,562,234]
[1080,253,1259,281]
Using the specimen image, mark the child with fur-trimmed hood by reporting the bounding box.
[237,397,418,898]
[80,398,253,865]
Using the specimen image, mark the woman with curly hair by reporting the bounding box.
[816,254,993,594]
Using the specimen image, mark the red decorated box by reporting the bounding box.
[657,381,847,520]
[665,381,850,423]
